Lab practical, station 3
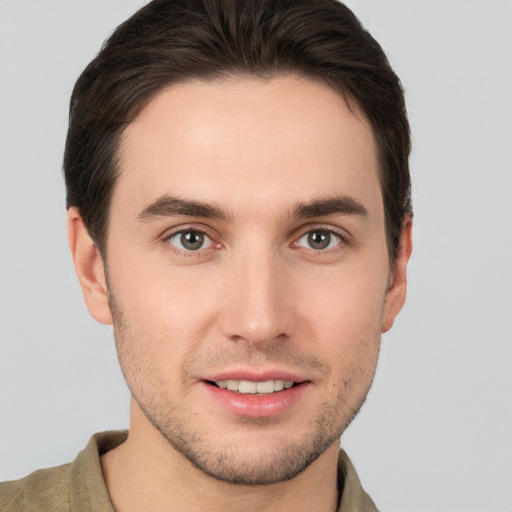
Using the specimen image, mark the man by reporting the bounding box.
[0,0,412,510]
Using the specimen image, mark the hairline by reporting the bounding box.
[94,71,395,259]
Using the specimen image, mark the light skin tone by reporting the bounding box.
[68,75,412,512]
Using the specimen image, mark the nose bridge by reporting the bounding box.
[221,242,290,347]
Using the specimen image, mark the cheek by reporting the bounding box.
[109,255,222,360]
[300,258,388,333]
[298,261,386,381]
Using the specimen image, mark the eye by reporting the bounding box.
[296,229,342,251]
[166,230,213,252]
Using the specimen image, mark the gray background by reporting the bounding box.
[1,1,511,511]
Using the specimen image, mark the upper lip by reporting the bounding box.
[201,368,308,383]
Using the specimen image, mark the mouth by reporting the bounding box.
[207,379,298,395]
[203,378,308,418]
[201,371,310,417]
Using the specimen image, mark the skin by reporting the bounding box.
[68,76,412,512]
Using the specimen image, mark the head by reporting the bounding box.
[64,0,411,264]
[66,0,412,487]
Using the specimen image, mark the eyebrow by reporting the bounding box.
[137,195,230,222]
[137,194,368,223]
[292,195,368,219]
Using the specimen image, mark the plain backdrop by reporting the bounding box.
[1,1,511,511]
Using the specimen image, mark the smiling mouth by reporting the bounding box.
[208,379,298,395]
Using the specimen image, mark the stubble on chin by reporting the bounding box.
[107,288,379,486]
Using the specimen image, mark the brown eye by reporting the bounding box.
[297,230,341,250]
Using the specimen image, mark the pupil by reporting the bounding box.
[181,231,204,250]
[308,231,330,250]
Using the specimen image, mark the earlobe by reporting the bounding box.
[381,216,413,333]
[67,208,113,325]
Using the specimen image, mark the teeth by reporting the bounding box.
[274,379,285,392]
[256,381,274,393]
[226,380,238,391]
[239,381,257,393]
[215,379,295,394]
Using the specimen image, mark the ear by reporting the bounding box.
[381,215,413,333]
[67,207,113,325]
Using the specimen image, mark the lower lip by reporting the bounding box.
[202,382,309,418]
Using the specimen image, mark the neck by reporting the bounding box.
[101,403,340,512]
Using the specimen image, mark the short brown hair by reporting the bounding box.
[64,0,411,262]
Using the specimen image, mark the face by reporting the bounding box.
[74,76,409,485]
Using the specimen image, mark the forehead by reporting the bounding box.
[114,76,381,220]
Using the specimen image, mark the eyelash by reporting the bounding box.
[162,225,348,256]
[292,226,347,253]
[163,227,220,257]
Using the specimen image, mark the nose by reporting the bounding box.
[219,248,293,349]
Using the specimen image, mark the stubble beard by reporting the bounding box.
[108,291,378,486]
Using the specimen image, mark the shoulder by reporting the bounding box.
[0,431,126,512]
[337,449,379,512]
[0,463,71,512]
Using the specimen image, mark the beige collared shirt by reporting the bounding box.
[0,431,378,512]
